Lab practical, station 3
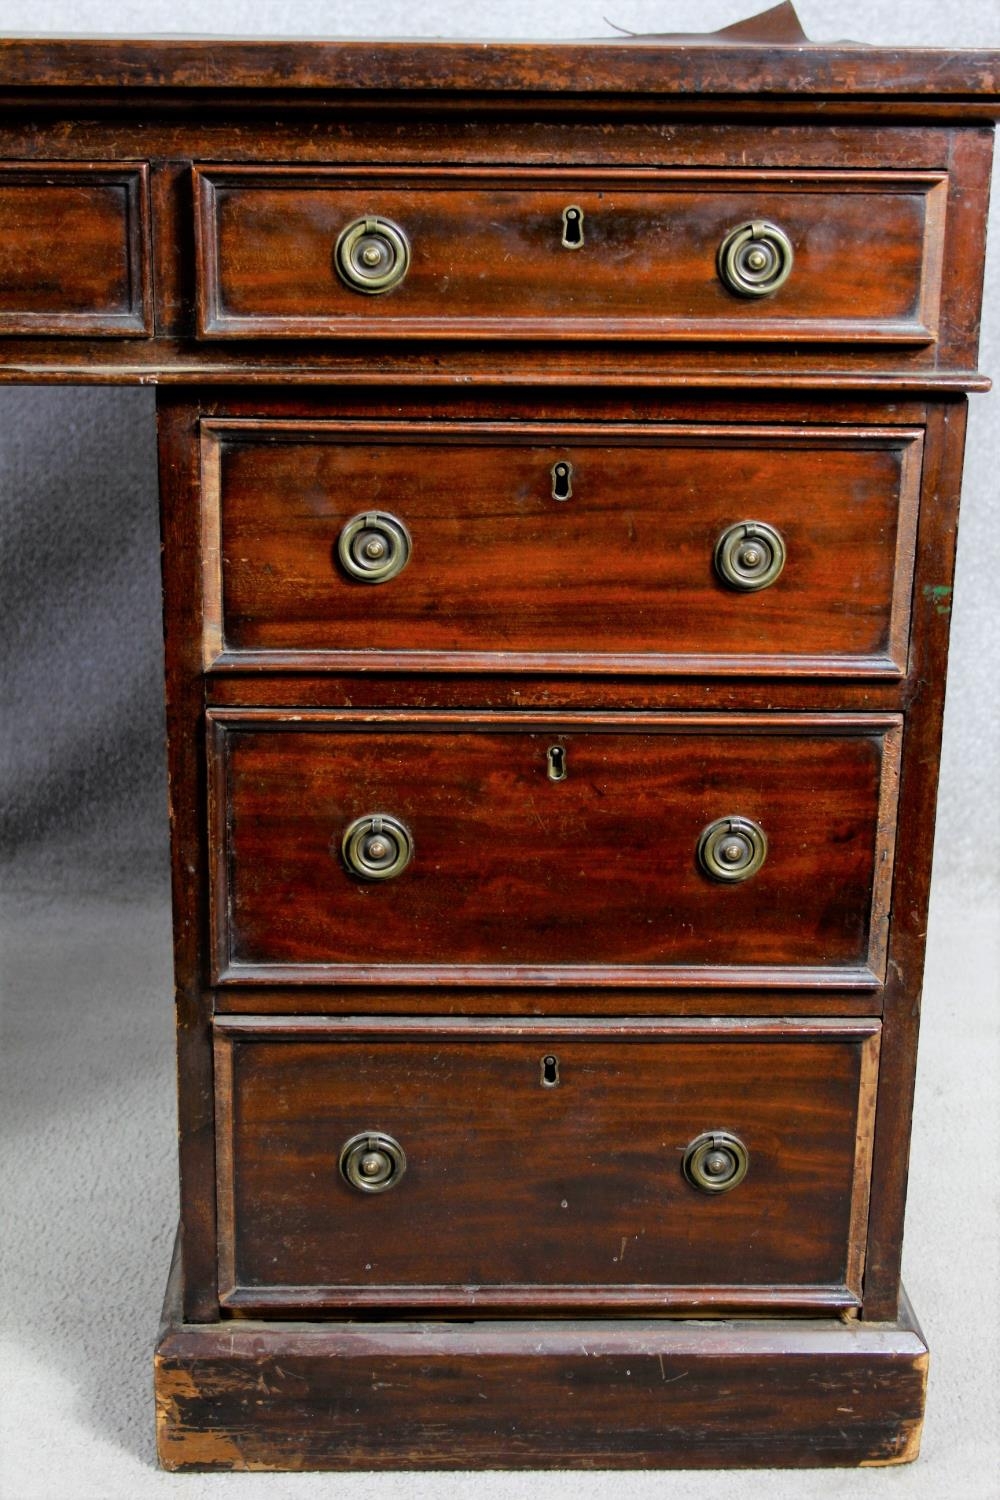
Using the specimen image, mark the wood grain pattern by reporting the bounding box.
[1,24,993,1469]
[157,397,218,1321]
[861,399,971,1318]
[202,419,921,677]
[154,1238,929,1471]
[195,167,946,343]
[208,710,901,985]
[0,113,992,381]
[3,34,995,104]
[0,162,152,336]
[213,1016,879,1313]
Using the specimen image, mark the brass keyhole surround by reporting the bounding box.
[561,205,585,249]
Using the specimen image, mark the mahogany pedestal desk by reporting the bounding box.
[3,15,997,1470]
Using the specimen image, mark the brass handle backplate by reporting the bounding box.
[337,510,411,583]
[341,813,414,881]
[339,1132,407,1193]
[715,520,786,591]
[697,816,767,882]
[335,215,410,294]
[683,1131,749,1193]
[717,220,793,297]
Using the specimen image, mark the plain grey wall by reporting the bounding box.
[1,0,998,894]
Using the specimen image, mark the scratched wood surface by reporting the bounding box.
[0,16,994,1471]
[155,1242,929,1471]
[213,1017,879,1313]
[207,419,920,674]
[195,167,944,342]
[211,713,900,981]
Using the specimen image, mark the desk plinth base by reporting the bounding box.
[155,1252,927,1471]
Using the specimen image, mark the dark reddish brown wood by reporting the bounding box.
[154,1238,929,1471]
[861,399,971,1320]
[0,20,993,1471]
[157,397,217,1322]
[0,114,992,383]
[0,162,152,335]
[213,1015,878,1314]
[194,166,946,344]
[203,418,920,677]
[2,33,996,105]
[208,710,900,985]
[211,983,880,1018]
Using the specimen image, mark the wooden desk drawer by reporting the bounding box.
[0,163,152,336]
[214,1015,880,1315]
[208,711,901,988]
[203,419,921,677]
[194,166,946,344]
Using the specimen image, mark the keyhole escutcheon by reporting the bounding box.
[547,745,567,782]
[561,205,584,249]
[541,1055,560,1087]
[551,462,573,502]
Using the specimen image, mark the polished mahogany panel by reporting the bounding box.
[208,712,900,986]
[204,419,921,676]
[194,167,946,343]
[0,163,152,336]
[214,1016,879,1314]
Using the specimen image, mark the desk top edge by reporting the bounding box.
[0,36,997,104]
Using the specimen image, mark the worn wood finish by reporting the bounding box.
[209,711,901,984]
[0,117,993,381]
[213,1016,879,1314]
[0,162,152,336]
[2,16,996,1471]
[156,398,219,1322]
[861,399,971,1318]
[195,167,946,343]
[154,1235,929,1470]
[203,419,921,676]
[1,32,995,105]
[211,984,881,1018]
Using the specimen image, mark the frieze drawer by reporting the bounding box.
[0,162,152,336]
[194,166,947,345]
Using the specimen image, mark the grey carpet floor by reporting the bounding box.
[2,868,997,1499]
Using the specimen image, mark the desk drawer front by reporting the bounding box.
[204,420,921,677]
[214,1016,879,1314]
[0,163,151,336]
[209,712,901,987]
[194,167,945,344]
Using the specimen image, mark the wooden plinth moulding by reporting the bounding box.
[3,1,996,1472]
[155,1248,928,1471]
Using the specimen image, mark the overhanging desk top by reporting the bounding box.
[0,30,998,106]
[4,12,999,1472]
[0,22,998,389]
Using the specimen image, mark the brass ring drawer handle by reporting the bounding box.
[714,520,786,591]
[717,220,794,297]
[342,813,414,881]
[697,816,767,882]
[337,510,412,583]
[335,215,410,294]
[339,1132,407,1193]
[683,1131,749,1193]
